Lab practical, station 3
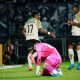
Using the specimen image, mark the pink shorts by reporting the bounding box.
[44,54,62,69]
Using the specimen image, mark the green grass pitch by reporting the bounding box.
[0,61,80,80]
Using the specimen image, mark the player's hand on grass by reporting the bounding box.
[28,66,33,71]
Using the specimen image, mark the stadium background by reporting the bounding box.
[0,0,80,64]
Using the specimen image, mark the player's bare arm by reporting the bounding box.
[71,22,80,28]
[39,28,56,38]
[67,20,80,28]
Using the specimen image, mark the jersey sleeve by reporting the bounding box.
[36,19,42,29]
[76,12,80,23]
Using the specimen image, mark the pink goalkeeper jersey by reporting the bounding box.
[35,43,61,66]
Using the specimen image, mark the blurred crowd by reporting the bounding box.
[0,1,80,38]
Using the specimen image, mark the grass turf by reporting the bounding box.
[0,61,80,80]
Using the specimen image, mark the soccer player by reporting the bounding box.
[67,5,80,70]
[22,11,55,71]
[32,42,62,77]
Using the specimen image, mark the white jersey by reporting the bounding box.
[24,18,42,40]
[71,12,80,36]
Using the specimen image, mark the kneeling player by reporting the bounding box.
[33,42,63,77]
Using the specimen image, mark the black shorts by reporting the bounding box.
[68,36,80,45]
[24,39,40,52]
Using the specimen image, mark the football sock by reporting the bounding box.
[68,49,74,64]
[77,50,80,63]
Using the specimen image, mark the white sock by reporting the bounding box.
[68,49,74,64]
[77,50,80,63]
[56,68,63,75]
[51,69,58,74]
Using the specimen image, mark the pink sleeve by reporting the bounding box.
[52,47,60,55]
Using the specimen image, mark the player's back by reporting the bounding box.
[36,43,60,57]
[24,18,39,40]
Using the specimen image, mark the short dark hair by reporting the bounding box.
[32,11,40,18]
[72,4,79,10]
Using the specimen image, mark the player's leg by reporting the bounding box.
[30,52,37,64]
[42,63,51,76]
[43,63,62,77]
[68,44,75,70]
[27,39,40,71]
[24,40,33,71]
[76,43,80,70]
[30,40,40,64]
[27,51,37,70]
[27,51,33,71]
[42,68,50,76]
[42,54,62,77]
[42,63,58,76]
